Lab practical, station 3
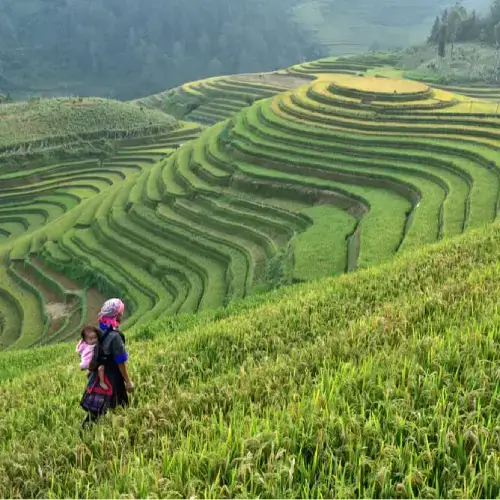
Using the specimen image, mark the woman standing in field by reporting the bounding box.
[81,298,135,427]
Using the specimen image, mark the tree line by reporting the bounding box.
[0,0,325,100]
[428,0,500,57]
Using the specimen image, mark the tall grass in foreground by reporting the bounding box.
[2,222,500,497]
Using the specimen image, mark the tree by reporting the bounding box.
[491,0,500,26]
[428,16,441,44]
[494,22,500,82]
[461,10,480,42]
[441,8,449,25]
[0,0,327,100]
[438,22,448,59]
[448,3,467,58]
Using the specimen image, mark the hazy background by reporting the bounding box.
[0,0,492,100]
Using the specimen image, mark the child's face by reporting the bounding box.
[84,329,98,345]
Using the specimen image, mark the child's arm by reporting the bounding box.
[88,345,101,372]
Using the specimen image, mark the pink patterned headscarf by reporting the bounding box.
[98,298,125,329]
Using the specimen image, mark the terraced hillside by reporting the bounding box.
[419,82,500,102]
[134,54,500,131]
[133,73,312,125]
[0,97,177,164]
[206,75,500,265]
[288,55,500,104]
[3,66,500,350]
[287,54,399,78]
[0,122,201,349]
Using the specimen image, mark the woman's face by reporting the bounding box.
[116,311,124,324]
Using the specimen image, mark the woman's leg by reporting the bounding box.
[81,410,99,428]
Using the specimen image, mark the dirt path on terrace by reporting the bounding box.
[231,72,312,89]
[45,302,72,319]
[32,257,106,330]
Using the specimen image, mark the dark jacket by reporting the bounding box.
[88,327,129,409]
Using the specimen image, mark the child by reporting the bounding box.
[76,326,109,391]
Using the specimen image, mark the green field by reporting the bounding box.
[1,48,500,497]
[3,216,500,497]
[2,55,500,349]
[0,97,177,164]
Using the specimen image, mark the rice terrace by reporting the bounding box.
[4,19,500,497]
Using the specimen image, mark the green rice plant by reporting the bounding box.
[292,205,357,280]
[234,105,448,248]
[117,205,226,310]
[171,198,276,280]
[197,196,298,247]
[260,96,500,228]
[145,159,169,204]
[158,200,268,288]
[155,203,252,299]
[0,341,68,381]
[236,107,470,239]
[231,158,409,268]
[4,70,500,349]
[0,98,177,163]
[0,287,23,349]
[4,221,500,496]
[160,154,187,198]
[128,167,151,206]
[58,230,154,329]
[174,143,219,195]
[12,260,86,345]
[131,204,244,304]
[0,261,47,349]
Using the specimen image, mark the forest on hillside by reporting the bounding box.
[0,0,324,100]
[428,0,500,49]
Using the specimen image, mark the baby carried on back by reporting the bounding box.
[76,325,109,390]
[77,298,134,428]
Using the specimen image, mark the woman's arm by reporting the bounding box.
[118,362,134,392]
[110,332,134,392]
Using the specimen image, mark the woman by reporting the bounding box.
[81,298,135,427]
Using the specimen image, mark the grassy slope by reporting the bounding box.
[0,97,177,161]
[2,221,500,497]
[394,43,500,87]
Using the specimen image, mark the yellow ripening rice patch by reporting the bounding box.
[431,88,467,103]
[309,80,455,107]
[432,98,499,115]
[180,75,234,97]
[301,80,457,112]
[323,74,430,95]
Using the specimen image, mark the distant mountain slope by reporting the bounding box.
[132,72,312,124]
[293,0,491,55]
[0,0,324,100]
[0,0,492,99]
